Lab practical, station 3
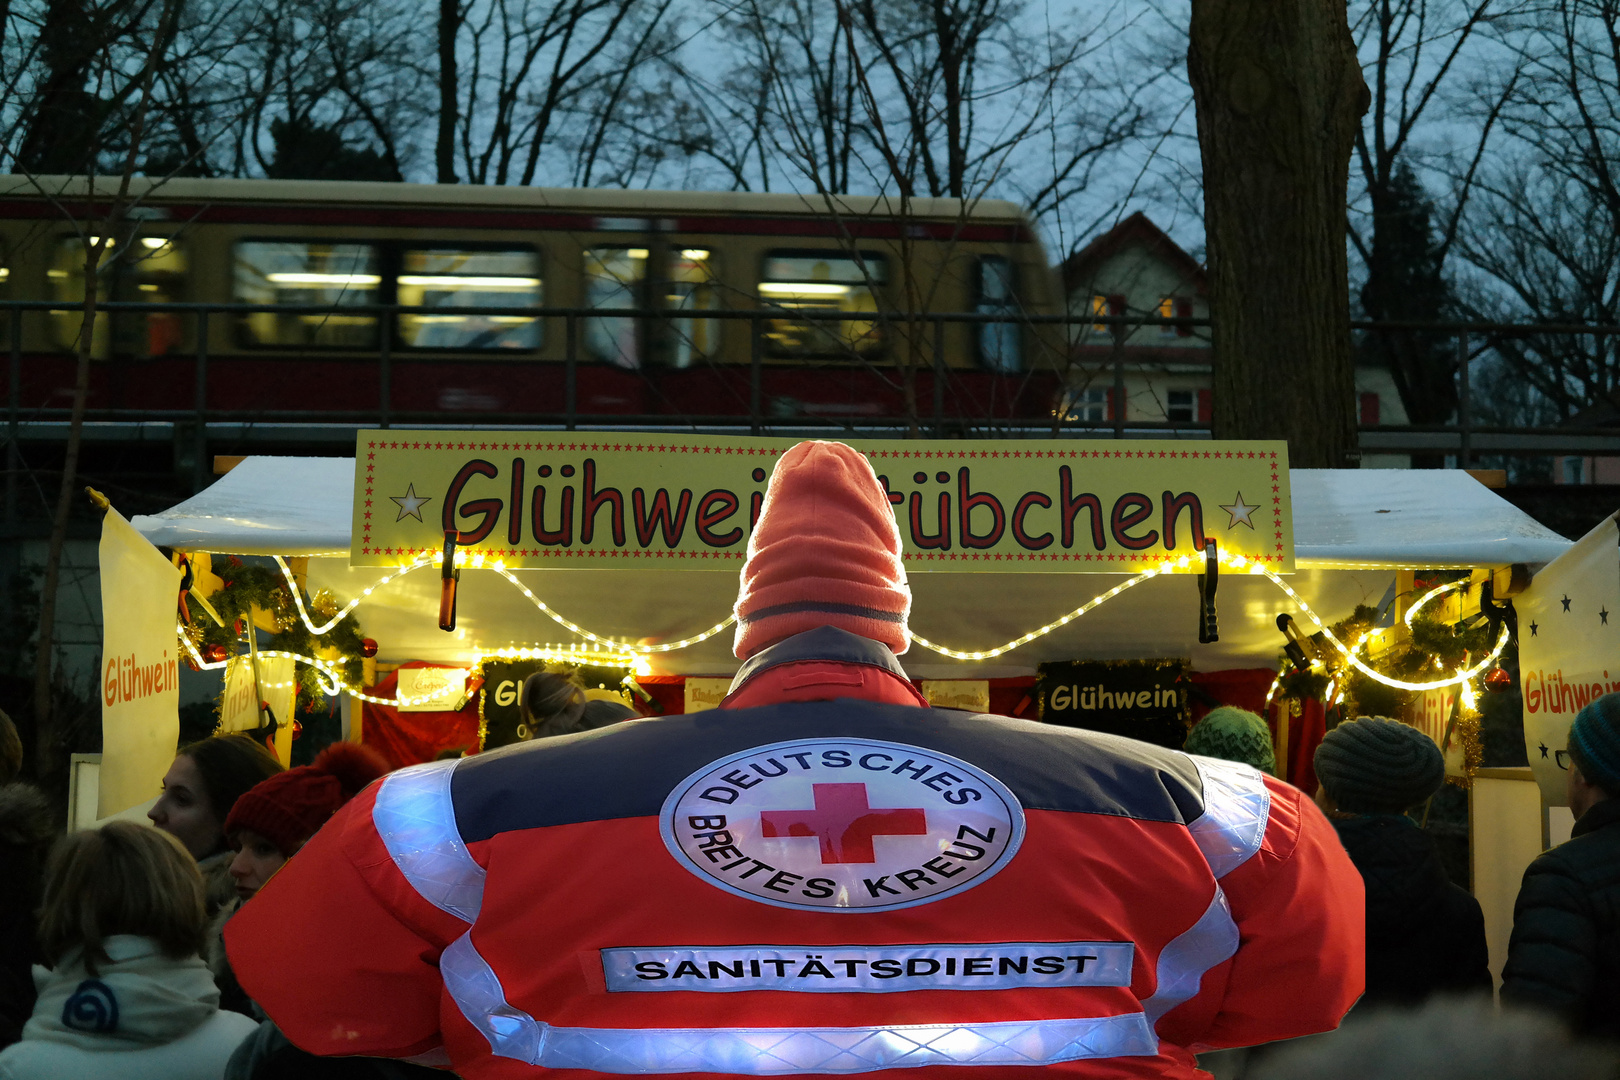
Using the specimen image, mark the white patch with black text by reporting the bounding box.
[602,942,1134,993]
[659,737,1025,912]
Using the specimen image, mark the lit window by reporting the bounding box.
[1158,297,1176,335]
[760,251,885,359]
[1056,387,1108,422]
[977,256,1021,374]
[397,248,540,351]
[234,241,379,348]
[1167,389,1194,421]
[52,234,187,356]
[585,246,646,369]
[667,248,719,369]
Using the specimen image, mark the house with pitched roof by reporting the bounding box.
[1057,212,1407,462]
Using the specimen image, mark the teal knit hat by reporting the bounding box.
[1569,693,1620,793]
[1184,707,1276,773]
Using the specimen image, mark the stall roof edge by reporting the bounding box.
[130,456,1574,569]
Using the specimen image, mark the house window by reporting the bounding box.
[1090,293,1127,335]
[760,251,885,358]
[1565,457,1585,485]
[1057,387,1109,422]
[667,248,719,369]
[1158,297,1195,337]
[234,241,379,348]
[396,247,541,351]
[585,246,647,368]
[1167,389,1194,422]
[976,256,1020,373]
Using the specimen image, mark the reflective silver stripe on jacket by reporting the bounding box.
[1140,888,1242,1025]
[372,760,485,923]
[441,932,1159,1074]
[1185,755,1271,880]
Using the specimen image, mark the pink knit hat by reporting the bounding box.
[733,441,911,659]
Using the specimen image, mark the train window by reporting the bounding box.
[667,248,719,369]
[397,247,541,351]
[759,251,885,358]
[976,256,1021,373]
[585,246,645,368]
[50,235,187,356]
[233,241,379,348]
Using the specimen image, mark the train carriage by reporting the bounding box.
[0,178,1066,429]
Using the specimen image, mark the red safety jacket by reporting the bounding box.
[227,627,1363,1078]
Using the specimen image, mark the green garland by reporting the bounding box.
[1277,576,1495,721]
[184,559,368,701]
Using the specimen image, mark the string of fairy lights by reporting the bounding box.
[187,548,1506,709]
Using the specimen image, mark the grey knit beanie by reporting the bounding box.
[1314,716,1444,813]
[1184,707,1276,774]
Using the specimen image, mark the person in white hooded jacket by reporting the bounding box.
[0,820,256,1080]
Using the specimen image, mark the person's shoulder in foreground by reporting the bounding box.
[1501,692,1620,1039]
[228,439,1365,1078]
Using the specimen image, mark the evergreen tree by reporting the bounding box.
[1359,162,1457,466]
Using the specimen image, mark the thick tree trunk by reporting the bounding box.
[1189,0,1369,467]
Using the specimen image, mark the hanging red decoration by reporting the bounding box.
[360,638,379,658]
[202,643,230,664]
[1483,666,1513,693]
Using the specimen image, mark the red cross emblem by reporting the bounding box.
[759,783,928,864]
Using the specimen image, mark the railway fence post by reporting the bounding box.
[565,313,577,431]
[749,314,762,437]
[378,311,392,430]
[7,311,19,527]
[1112,320,1126,439]
[193,310,209,493]
[933,317,945,438]
[1456,332,1470,467]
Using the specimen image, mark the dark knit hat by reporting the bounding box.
[1569,693,1620,793]
[1185,707,1276,774]
[224,742,389,857]
[734,441,911,659]
[1314,716,1445,813]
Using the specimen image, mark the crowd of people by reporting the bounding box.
[0,439,1614,1079]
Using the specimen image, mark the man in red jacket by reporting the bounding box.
[228,440,1363,1078]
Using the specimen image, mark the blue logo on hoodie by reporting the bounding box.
[62,979,118,1033]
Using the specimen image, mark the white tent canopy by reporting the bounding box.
[133,457,1572,676]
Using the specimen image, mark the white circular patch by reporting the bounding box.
[660,737,1025,912]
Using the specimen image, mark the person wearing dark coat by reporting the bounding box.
[0,710,53,1050]
[1315,716,1492,1008]
[1502,692,1620,1040]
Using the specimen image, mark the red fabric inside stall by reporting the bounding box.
[360,662,482,768]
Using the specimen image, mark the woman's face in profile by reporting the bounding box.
[228,828,287,901]
[148,755,223,859]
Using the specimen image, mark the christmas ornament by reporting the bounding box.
[360,638,378,658]
[1484,666,1513,693]
[203,643,230,664]
[310,589,340,619]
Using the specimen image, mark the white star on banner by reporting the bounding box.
[390,483,432,523]
[1220,492,1258,529]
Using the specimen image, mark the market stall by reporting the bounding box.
[120,438,1565,774]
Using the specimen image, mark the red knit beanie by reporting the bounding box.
[224,742,389,857]
[734,440,911,659]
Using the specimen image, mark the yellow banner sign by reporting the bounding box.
[354,432,1292,573]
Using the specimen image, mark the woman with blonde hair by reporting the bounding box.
[0,821,256,1079]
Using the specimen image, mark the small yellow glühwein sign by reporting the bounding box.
[353,432,1293,573]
